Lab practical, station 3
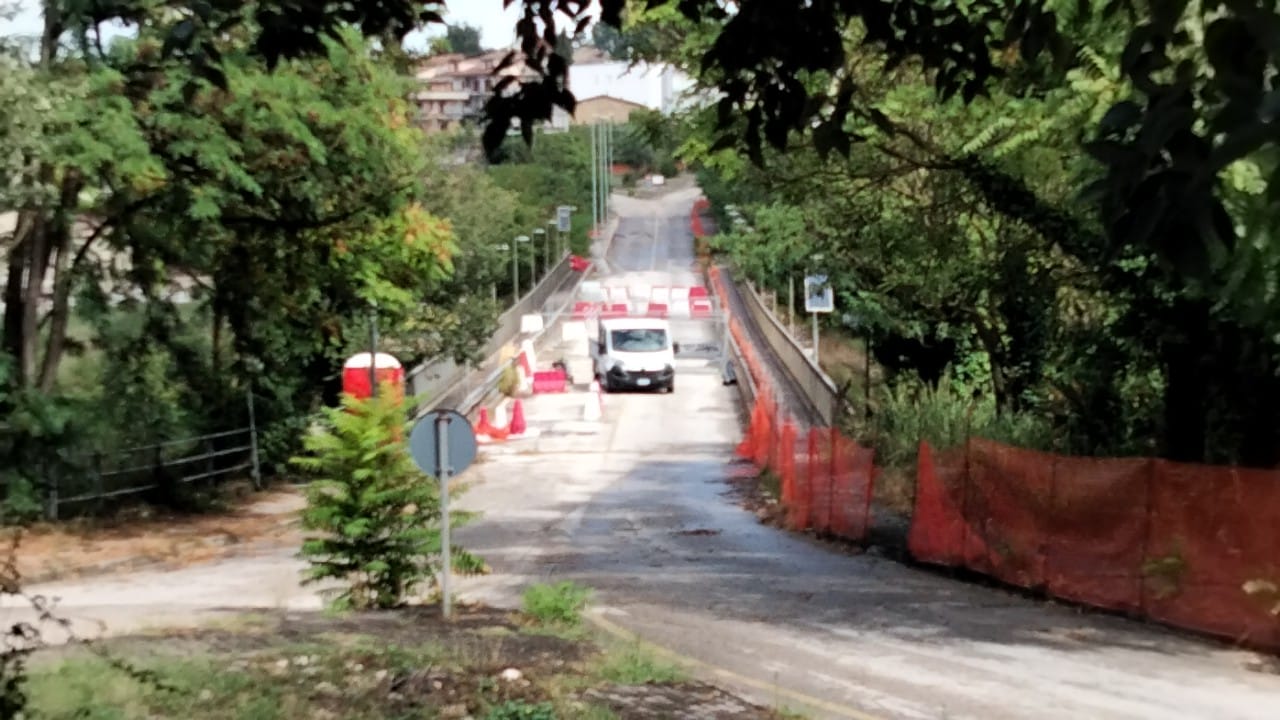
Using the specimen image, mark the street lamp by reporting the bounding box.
[514,235,530,299]
[532,227,547,279]
[488,243,509,302]
[546,220,557,266]
[529,229,545,283]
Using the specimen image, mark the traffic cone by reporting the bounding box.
[509,399,527,436]
[583,381,602,422]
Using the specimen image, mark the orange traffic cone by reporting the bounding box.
[509,398,527,436]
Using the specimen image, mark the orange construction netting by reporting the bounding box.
[911,439,1280,651]
[710,264,875,543]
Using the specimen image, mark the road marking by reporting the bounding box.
[587,608,889,720]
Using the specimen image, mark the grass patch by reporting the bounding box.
[594,641,685,684]
[758,469,781,500]
[522,581,591,628]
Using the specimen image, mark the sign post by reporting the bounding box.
[803,274,835,364]
[409,410,477,619]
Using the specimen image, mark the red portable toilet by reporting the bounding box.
[342,352,404,401]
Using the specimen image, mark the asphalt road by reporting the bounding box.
[456,187,1280,720]
[10,184,1280,719]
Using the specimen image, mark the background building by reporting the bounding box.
[411,48,699,134]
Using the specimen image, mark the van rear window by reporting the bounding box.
[610,329,668,352]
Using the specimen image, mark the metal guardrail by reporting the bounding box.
[737,275,840,426]
[406,253,581,417]
[443,217,622,418]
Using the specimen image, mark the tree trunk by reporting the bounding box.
[3,227,29,382]
[36,179,82,392]
[1160,301,1210,463]
[17,215,52,387]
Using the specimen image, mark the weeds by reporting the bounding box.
[522,581,592,628]
[594,642,684,684]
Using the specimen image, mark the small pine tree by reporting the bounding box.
[291,386,483,610]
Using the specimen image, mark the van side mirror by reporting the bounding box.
[672,342,681,354]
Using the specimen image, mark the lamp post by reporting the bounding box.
[532,227,546,279]
[368,300,379,398]
[546,220,556,267]
[810,253,825,364]
[514,235,530,299]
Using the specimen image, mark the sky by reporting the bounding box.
[0,1,526,50]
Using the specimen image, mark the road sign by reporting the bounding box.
[409,409,477,620]
[557,205,572,232]
[804,275,835,313]
[409,410,477,478]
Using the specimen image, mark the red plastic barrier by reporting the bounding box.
[690,298,714,317]
[570,255,591,272]
[602,303,629,318]
[647,302,668,318]
[532,370,568,394]
[571,301,599,320]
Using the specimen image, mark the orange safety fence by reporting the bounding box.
[708,263,876,542]
[705,205,1280,650]
[911,439,1280,651]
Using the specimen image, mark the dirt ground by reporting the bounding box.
[30,604,791,720]
[10,484,304,584]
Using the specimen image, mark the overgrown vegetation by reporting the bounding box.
[613,2,1280,469]
[0,4,597,517]
[522,581,592,629]
[292,388,483,610]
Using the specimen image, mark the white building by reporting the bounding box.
[567,56,699,115]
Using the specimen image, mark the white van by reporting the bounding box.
[591,317,678,393]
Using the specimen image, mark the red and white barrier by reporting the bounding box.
[572,285,714,320]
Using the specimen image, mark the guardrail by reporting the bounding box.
[446,217,621,418]
[736,275,840,426]
[406,252,580,416]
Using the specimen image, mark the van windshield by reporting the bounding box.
[610,328,668,352]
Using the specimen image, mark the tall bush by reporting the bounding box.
[291,387,483,610]
[869,371,1053,471]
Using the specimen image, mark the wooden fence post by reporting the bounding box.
[93,452,105,515]
[246,390,263,491]
[44,458,58,522]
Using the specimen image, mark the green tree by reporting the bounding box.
[445,23,483,55]
[292,388,482,610]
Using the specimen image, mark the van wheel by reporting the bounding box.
[665,380,675,394]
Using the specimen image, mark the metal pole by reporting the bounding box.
[590,124,599,231]
[607,122,613,216]
[247,388,262,490]
[811,312,820,365]
[864,332,872,420]
[529,241,535,289]
[512,243,520,300]
[788,275,795,338]
[437,414,452,619]
[369,308,379,399]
